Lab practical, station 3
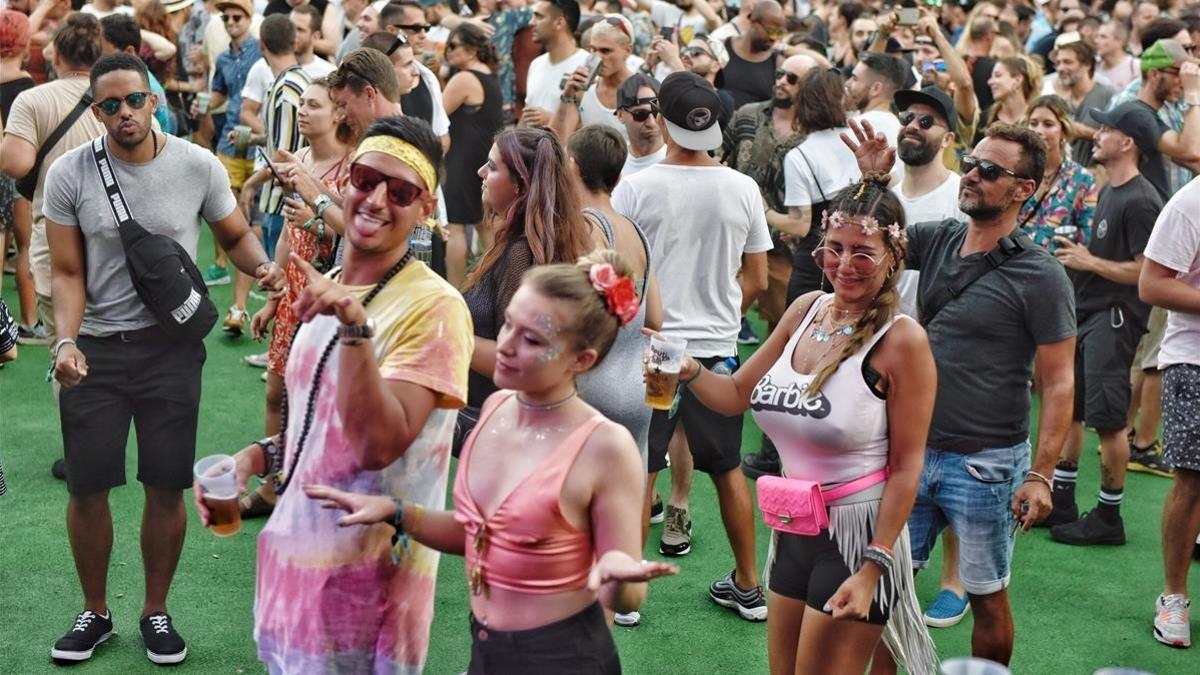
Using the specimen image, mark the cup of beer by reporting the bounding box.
[645,334,687,410]
[194,91,211,115]
[194,454,242,537]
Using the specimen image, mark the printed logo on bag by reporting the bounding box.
[172,286,202,324]
[750,375,832,418]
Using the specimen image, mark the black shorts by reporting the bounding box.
[648,355,744,475]
[1072,308,1143,432]
[769,529,894,625]
[468,602,620,674]
[60,332,205,496]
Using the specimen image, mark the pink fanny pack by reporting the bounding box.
[756,469,889,536]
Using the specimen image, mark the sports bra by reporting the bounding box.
[453,391,604,595]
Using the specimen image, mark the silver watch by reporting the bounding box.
[337,317,376,340]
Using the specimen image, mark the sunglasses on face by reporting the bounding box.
[754,19,785,39]
[681,46,714,59]
[960,155,1025,181]
[221,12,245,23]
[95,92,151,116]
[812,246,885,277]
[394,23,431,33]
[624,106,659,122]
[349,162,425,207]
[775,69,799,85]
[899,110,941,130]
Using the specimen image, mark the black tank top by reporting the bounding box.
[401,76,435,127]
[722,38,776,110]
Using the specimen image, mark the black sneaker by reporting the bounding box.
[649,495,664,525]
[1129,441,1174,478]
[741,445,781,479]
[51,459,67,481]
[51,609,114,662]
[709,570,767,621]
[1050,510,1125,546]
[1035,494,1078,528]
[140,612,187,665]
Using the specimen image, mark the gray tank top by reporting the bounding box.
[575,208,653,467]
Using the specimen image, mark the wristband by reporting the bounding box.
[680,366,702,387]
[313,193,333,219]
[1024,470,1053,490]
[863,545,894,574]
[52,337,78,359]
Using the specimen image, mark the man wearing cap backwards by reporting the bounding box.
[844,121,1076,666]
[44,52,280,666]
[1110,38,1200,201]
[199,115,472,673]
[721,53,815,480]
[1044,105,1164,549]
[614,73,666,176]
[553,13,634,142]
[613,71,771,621]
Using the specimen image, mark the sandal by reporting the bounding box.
[239,486,276,519]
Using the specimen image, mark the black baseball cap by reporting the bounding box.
[658,71,721,151]
[617,73,660,110]
[1091,101,1160,157]
[894,86,957,129]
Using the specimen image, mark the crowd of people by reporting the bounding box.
[1,0,1200,672]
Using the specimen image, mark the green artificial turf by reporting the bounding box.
[1,227,1197,674]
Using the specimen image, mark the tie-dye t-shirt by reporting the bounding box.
[254,260,473,675]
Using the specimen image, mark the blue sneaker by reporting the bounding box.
[924,589,970,628]
[737,318,760,345]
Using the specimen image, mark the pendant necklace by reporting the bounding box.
[810,305,861,343]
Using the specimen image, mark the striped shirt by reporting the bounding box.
[259,65,310,215]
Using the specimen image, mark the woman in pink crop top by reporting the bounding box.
[658,174,939,674]
[309,250,677,673]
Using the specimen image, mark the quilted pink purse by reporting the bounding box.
[756,469,889,536]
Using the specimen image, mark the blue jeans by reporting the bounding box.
[261,213,283,260]
[907,441,1031,596]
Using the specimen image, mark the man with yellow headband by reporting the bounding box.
[205,116,473,673]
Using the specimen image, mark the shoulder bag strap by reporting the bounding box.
[21,90,93,189]
[921,233,1026,327]
[793,147,827,204]
[89,136,137,227]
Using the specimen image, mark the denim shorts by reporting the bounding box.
[907,441,1031,596]
[261,213,284,260]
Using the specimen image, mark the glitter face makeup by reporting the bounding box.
[533,314,563,365]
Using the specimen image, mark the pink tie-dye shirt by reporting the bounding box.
[255,261,473,675]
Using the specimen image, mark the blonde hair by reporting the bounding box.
[522,249,638,365]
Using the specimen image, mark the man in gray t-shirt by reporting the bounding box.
[845,122,1076,667]
[42,54,280,667]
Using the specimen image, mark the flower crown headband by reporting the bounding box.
[588,263,639,326]
[821,210,909,245]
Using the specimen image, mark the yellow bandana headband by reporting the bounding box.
[353,136,437,193]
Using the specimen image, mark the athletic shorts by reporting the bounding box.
[218,153,256,191]
[468,602,619,674]
[1073,308,1143,431]
[59,331,205,496]
[1162,364,1200,473]
[770,527,894,625]
[648,355,743,475]
[907,441,1030,596]
[1133,306,1167,372]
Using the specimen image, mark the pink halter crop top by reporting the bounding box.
[453,391,604,596]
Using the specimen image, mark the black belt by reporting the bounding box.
[89,325,169,343]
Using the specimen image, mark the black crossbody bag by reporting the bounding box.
[920,232,1026,326]
[89,137,218,341]
[15,91,93,200]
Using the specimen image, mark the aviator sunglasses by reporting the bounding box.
[959,155,1027,182]
[95,92,151,116]
[349,163,425,206]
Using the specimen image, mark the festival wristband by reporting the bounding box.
[313,193,333,219]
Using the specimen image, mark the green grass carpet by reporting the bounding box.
[1,228,1197,673]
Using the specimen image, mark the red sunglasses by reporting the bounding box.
[349,163,425,206]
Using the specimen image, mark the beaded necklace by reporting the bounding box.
[273,249,413,495]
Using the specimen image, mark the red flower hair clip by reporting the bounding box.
[589,263,639,326]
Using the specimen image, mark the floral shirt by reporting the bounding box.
[486,8,534,110]
[1018,158,1098,251]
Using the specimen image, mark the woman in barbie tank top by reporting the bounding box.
[308,250,678,673]
[668,174,939,674]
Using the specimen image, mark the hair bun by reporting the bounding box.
[861,171,891,190]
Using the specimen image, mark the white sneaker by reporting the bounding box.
[244,352,269,368]
[1154,594,1191,648]
[614,611,640,627]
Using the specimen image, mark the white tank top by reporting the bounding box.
[750,294,906,486]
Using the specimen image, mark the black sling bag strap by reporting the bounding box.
[920,232,1026,327]
[89,136,218,341]
[15,90,94,200]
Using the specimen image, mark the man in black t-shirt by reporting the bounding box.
[1044,112,1164,548]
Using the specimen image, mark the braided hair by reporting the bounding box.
[807,171,907,397]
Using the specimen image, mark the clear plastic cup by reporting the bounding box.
[940,658,1012,675]
[194,455,242,537]
[645,334,687,410]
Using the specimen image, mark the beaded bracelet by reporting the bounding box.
[391,499,411,565]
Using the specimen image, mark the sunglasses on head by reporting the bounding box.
[394,23,431,33]
[600,15,632,39]
[959,155,1026,182]
[349,163,425,207]
[95,92,151,116]
[899,110,941,130]
[386,32,409,56]
[775,69,799,85]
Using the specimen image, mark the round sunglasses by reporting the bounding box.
[349,163,425,206]
[95,92,151,116]
[898,110,943,130]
